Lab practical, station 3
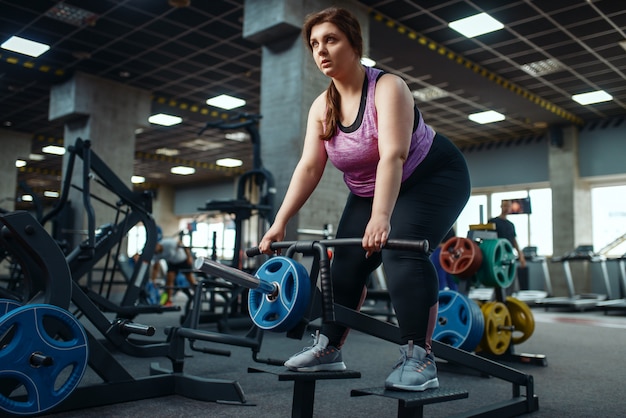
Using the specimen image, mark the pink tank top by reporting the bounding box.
[324,66,435,197]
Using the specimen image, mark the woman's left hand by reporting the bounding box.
[362,214,391,258]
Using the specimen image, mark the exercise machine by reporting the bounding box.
[39,137,174,318]
[535,245,613,311]
[195,238,539,418]
[0,210,250,416]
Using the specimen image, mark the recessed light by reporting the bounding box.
[15,159,27,168]
[1,36,50,57]
[181,138,224,151]
[360,57,376,67]
[29,153,45,161]
[170,166,196,175]
[45,3,97,26]
[20,195,33,202]
[156,147,180,156]
[572,90,613,105]
[468,110,505,124]
[216,158,243,168]
[42,145,66,155]
[449,13,504,38]
[206,94,246,110]
[148,113,182,126]
[44,190,60,198]
[131,176,146,184]
[225,132,248,142]
[412,86,449,102]
[520,59,564,77]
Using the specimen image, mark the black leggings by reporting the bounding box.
[321,133,471,351]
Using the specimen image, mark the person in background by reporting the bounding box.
[258,7,471,392]
[151,237,197,307]
[488,200,527,269]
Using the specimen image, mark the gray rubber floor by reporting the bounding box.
[19,292,626,417]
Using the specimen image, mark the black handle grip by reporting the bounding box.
[245,238,429,258]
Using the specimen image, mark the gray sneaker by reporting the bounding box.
[284,332,347,372]
[385,341,439,391]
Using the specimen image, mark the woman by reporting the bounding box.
[258,7,470,392]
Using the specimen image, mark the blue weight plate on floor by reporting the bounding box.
[433,290,484,352]
[249,256,311,332]
[0,299,22,316]
[0,304,89,416]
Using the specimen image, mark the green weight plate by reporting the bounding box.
[476,239,517,288]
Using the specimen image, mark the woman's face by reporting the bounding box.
[309,22,358,78]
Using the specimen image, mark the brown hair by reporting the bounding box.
[303,7,363,140]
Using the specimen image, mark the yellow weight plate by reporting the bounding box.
[479,301,512,355]
[505,296,535,345]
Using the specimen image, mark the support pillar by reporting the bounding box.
[49,72,151,249]
[0,130,31,211]
[243,0,369,240]
[548,125,593,294]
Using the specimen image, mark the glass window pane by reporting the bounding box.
[456,195,488,238]
[592,185,626,257]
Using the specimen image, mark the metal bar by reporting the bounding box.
[246,238,429,257]
[194,257,275,294]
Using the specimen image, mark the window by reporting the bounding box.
[592,185,626,256]
[455,188,553,256]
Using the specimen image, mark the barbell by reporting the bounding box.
[194,256,311,332]
[195,238,430,332]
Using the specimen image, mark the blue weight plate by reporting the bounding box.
[0,299,22,316]
[433,290,484,352]
[0,304,89,416]
[249,256,311,332]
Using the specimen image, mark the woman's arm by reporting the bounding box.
[259,94,329,253]
[363,73,415,256]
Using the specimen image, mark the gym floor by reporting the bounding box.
[38,291,626,418]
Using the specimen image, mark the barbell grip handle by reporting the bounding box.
[194,257,275,295]
[245,238,429,258]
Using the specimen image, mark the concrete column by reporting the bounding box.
[49,72,151,248]
[244,0,369,240]
[151,185,178,237]
[0,129,31,211]
[548,125,593,294]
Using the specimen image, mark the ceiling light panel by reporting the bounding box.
[216,158,243,168]
[468,110,505,124]
[181,138,224,151]
[572,90,613,105]
[520,59,565,77]
[448,13,504,38]
[149,113,182,126]
[170,166,196,175]
[206,94,246,110]
[45,2,98,27]
[1,36,50,57]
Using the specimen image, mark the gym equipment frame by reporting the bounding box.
[196,238,539,417]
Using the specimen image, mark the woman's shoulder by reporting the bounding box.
[374,71,412,103]
[309,91,327,116]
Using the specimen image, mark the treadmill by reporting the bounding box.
[596,254,626,313]
[534,245,612,311]
[513,246,553,305]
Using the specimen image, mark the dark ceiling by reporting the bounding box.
[1,0,625,210]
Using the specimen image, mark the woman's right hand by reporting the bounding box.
[258,224,286,255]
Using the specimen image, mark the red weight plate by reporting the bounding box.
[439,237,483,278]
